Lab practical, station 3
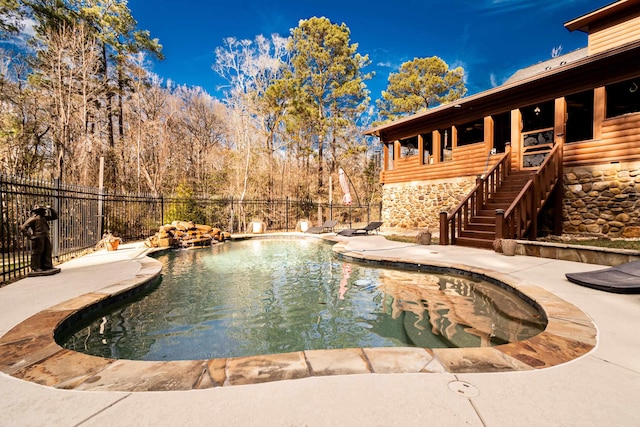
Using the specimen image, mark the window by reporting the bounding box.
[521,100,554,132]
[399,136,419,158]
[421,133,433,164]
[439,128,452,162]
[457,119,484,146]
[606,78,640,118]
[566,90,594,143]
[386,142,394,170]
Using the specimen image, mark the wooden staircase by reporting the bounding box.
[440,144,562,249]
[454,171,533,248]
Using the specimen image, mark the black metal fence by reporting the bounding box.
[1,174,381,286]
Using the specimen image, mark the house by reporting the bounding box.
[366,0,640,248]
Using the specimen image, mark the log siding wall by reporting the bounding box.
[589,11,640,55]
[556,83,640,167]
[565,112,640,166]
[380,142,493,184]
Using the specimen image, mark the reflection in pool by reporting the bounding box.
[59,239,546,360]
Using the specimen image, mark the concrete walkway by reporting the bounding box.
[1,237,639,426]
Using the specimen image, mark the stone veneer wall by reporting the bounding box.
[564,161,640,238]
[381,176,477,231]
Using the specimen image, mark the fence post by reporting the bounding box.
[160,194,164,227]
[229,197,234,234]
[285,197,289,232]
[97,157,105,241]
[0,177,6,284]
[52,178,61,259]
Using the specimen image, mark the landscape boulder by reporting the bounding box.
[144,220,229,249]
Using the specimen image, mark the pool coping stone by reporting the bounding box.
[0,236,598,392]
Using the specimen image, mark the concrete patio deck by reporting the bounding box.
[1,235,639,426]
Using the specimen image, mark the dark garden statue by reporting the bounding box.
[20,205,61,277]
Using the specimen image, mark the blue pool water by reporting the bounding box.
[59,238,546,360]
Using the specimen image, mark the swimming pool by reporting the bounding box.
[59,238,546,360]
[0,237,598,391]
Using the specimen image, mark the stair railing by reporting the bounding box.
[440,146,511,245]
[495,142,562,240]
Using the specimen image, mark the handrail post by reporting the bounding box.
[476,176,484,215]
[439,211,449,245]
[504,143,511,181]
[530,189,537,239]
[495,209,505,240]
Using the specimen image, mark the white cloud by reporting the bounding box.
[21,17,37,38]
[474,0,582,15]
[1,17,37,49]
[490,73,498,87]
[451,59,467,71]
[451,59,469,84]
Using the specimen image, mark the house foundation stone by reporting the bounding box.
[381,177,476,232]
[563,161,640,237]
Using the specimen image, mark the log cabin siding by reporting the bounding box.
[564,112,640,166]
[380,102,640,182]
[380,142,491,184]
[589,12,640,54]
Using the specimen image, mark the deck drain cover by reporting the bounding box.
[448,381,480,397]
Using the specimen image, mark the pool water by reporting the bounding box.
[60,239,546,361]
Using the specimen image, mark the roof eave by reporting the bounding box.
[565,0,636,33]
[365,39,640,139]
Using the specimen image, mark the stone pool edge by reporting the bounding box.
[0,240,597,392]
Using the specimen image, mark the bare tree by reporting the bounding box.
[0,50,52,176]
[31,21,103,182]
[213,34,289,200]
[174,85,226,193]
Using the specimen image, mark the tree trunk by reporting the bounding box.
[101,45,118,188]
[117,62,125,141]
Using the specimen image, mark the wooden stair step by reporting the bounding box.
[489,190,522,199]
[477,210,503,217]
[508,172,534,178]
[459,230,496,240]
[482,204,513,211]
[503,178,531,184]
[485,198,516,206]
[501,181,530,186]
[448,165,554,249]
[454,236,495,249]
[471,215,495,224]
[492,188,522,194]
[465,222,495,232]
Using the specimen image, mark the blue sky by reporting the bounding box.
[128,0,612,100]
